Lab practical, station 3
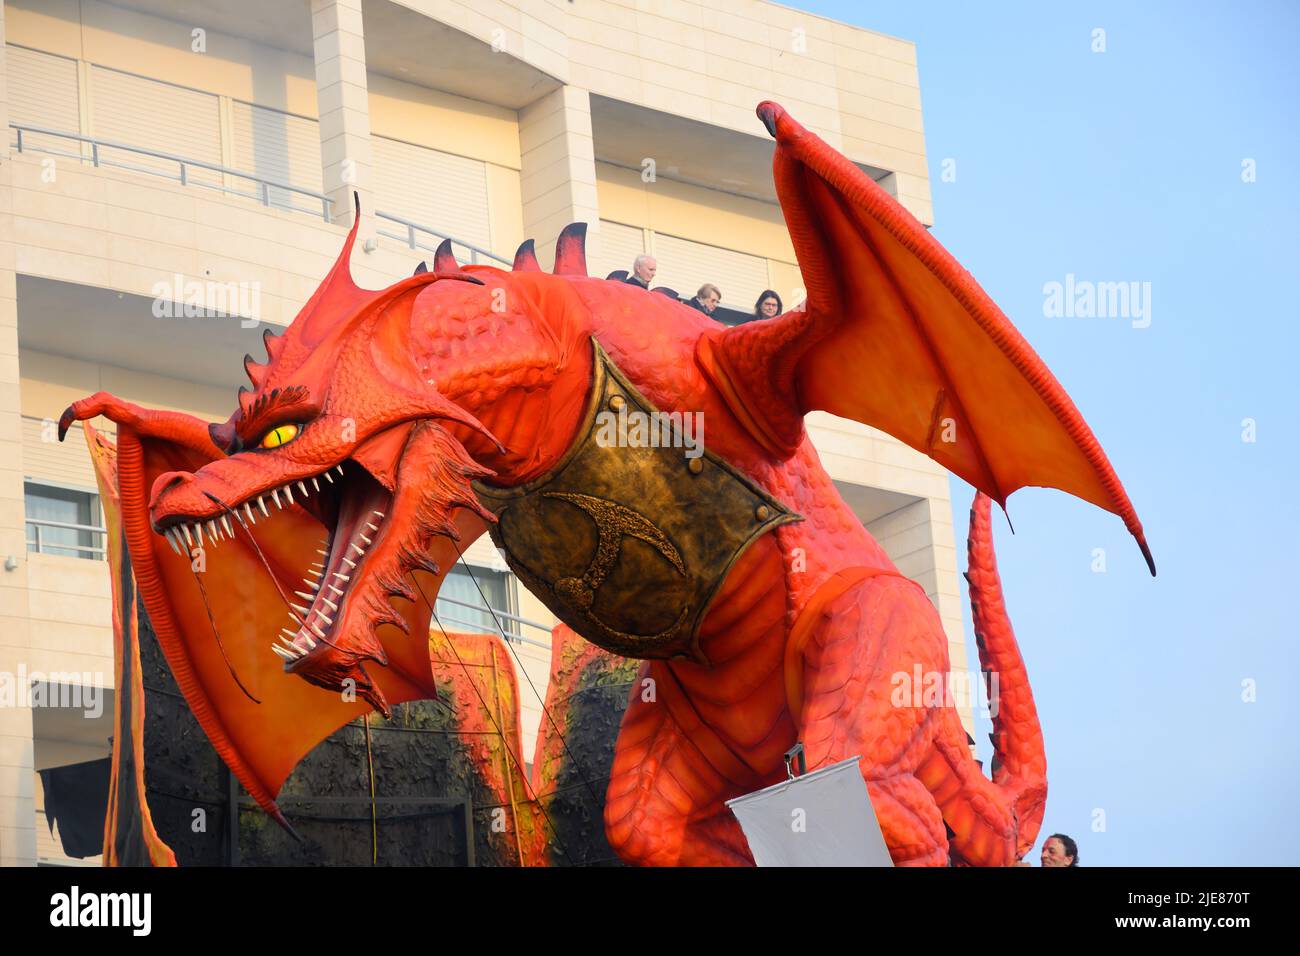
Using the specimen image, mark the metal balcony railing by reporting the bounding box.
[375,211,511,267]
[26,517,108,560]
[434,595,553,649]
[9,124,514,269]
[11,123,335,221]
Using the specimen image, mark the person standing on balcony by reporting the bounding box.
[687,283,722,315]
[624,254,657,289]
[754,289,783,321]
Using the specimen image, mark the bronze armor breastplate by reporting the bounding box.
[473,338,801,664]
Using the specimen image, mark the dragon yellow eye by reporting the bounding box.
[259,424,300,449]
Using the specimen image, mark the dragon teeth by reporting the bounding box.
[336,465,344,476]
[294,590,314,601]
[350,543,365,557]
[322,597,339,612]
[328,585,344,597]
[221,515,234,538]
[272,488,282,509]
[342,557,357,570]
[312,477,321,492]
[324,471,334,484]
[244,503,256,525]
[365,522,379,532]
[271,644,296,662]
[258,496,270,518]
[334,572,350,582]
[291,603,310,617]
[298,481,309,497]
[309,620,327,638]
[180,524,193,548]
[283,483,294,505]
[164,529,181,554]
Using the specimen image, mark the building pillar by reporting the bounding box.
[0,0,38,867]
[518,86,601,272]
[311,0,373,231]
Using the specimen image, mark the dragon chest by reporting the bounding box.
[473,339,801,664]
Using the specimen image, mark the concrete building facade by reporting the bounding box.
[0,0,966,866]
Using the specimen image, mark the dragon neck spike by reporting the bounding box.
[262,327,284,361]
[243,353,268,388]
[413,260,428,275]
[433,239,461,273]
[512,238,541,272]
[552,222,588,275]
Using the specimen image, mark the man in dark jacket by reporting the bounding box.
[686,283,721,315]
[624,254,657,288]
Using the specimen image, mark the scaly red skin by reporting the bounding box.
[59,101,1149,865]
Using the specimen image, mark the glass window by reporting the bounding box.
[435,565,514,638]
[25,483,103,559]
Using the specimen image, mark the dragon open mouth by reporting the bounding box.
[154,460,398,675]
[144,417,496,720]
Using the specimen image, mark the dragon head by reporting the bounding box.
[138,202,612,715]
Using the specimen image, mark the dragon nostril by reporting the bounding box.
[162,473,191,492]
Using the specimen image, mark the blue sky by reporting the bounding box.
[801,0,1300,864]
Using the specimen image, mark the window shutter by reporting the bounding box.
[8,47,81,154]
[372,136,492,255]
[651,233,769,310]
[229,101,322,211]
[89,65,222,186]
[591,220,645,280]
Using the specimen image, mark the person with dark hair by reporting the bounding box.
[1040,833,1079,867]
[754,289,783,320]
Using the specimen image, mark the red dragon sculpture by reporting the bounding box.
[60,102,1152,866]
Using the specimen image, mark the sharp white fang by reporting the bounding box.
[279,634,299,650]
[322,597,339,612]
[342,557,357,569]
[316,610,333,625]
[301,634,317,650]
[244,502,256,524]
[258,496,270,518]
[283,483,294,505]
[328,585,344,597]
[324,471,334,484]
[294,590,314,601]
[271,644,296,662]
[306,569,321,580]
[312,477,320,491]
[298,481,309,497]
[334,572,350,582]
[310,621,326,638]
[221,515,234,537]
[373,511,385,518]
[164,529,181,554]
[180,524,194,548]
[365,522,379,532]
[272,488,282,509]
[336,465,344,475]
[350,543,365,556]
[316,548,328,557]
[291,603,310,616]
[280,628,300,641]
[359,534,373,545]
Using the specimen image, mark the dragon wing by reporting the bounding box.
[697,101,1153,573]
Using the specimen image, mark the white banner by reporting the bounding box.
[726,757,894,867]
